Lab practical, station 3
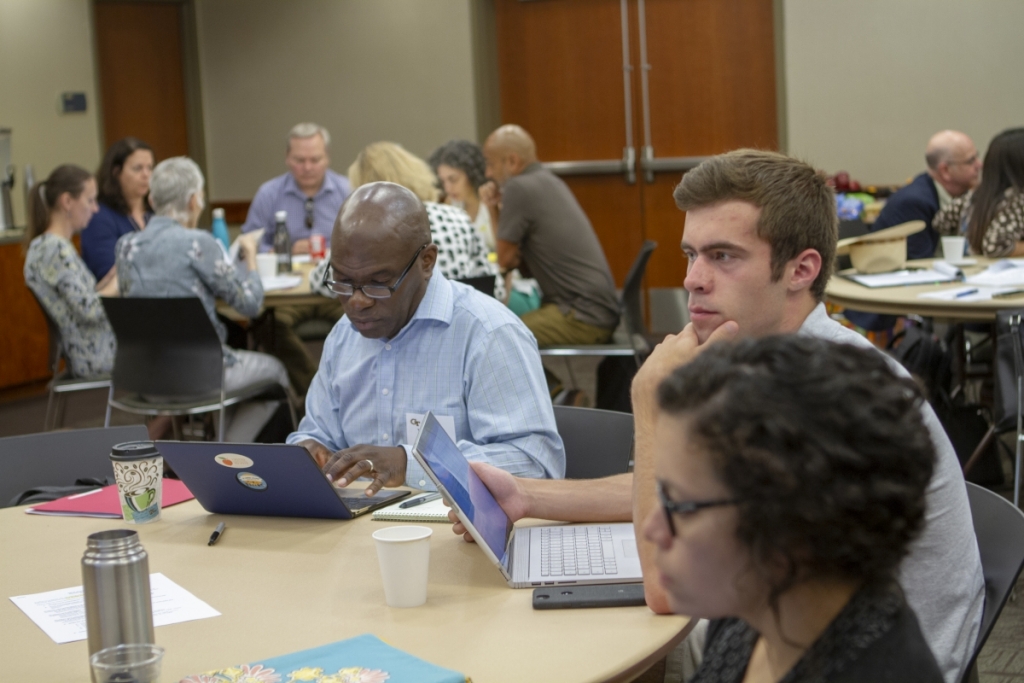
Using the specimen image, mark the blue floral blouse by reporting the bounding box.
[115,216,263,365]
[23,233,116,378]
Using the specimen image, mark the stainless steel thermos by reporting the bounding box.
[81,529,155,654]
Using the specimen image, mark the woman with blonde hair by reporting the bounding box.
[342,142,500,295]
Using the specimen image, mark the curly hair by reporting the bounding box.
[428,139,488,191]
[96,137,153,215]
[656,336,934,607]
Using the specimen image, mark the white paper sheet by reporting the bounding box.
[9,573,220,644]
[260,275,303,291]
[966,260,1024,287]
[845,269,958,288]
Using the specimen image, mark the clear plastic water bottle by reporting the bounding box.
[211,208,230,251]
[274,210,292,274]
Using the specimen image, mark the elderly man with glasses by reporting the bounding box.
[287,182,565,496]
[239,123,353,395]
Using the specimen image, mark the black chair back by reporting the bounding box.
[456,275,497,297]
[102,297,223,398]
[0,425,148,507]
[962,482,1024,680]
[553,405,634,479]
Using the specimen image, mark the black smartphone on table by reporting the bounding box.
[532,583,646,610]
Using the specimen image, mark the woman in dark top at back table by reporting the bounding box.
[644,336,944,683]
[80,137,154,282]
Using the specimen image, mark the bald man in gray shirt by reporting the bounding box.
[481,126,620,368]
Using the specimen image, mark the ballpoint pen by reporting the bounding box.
[954,288,978,299]
[399,493,442,509]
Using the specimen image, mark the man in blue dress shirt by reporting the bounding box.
[287,182,565,495]
[241,123,353,394]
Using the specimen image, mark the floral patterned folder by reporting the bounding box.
[180,634,469,683]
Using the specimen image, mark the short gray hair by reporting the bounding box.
[149,157,204,223]
[287,122,330,152]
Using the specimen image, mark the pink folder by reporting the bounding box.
[25,479,194,518]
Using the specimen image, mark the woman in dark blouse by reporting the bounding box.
[80,137,154,281]
[644,336,943,683]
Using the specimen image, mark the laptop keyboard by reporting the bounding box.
[539,526,617,577]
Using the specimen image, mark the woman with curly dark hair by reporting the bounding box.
[80,137,154,281]
[428,139,494,250]
[645,335,942,682]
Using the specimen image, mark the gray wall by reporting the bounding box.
[194,0,480,201]
[0,0,102,227]
[783,0,1024,184]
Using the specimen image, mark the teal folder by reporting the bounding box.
[179,633,468,683]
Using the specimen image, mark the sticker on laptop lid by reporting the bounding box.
[236,471,267,491]
[215,453,253,469]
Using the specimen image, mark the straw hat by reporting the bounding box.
[835,221,926,274]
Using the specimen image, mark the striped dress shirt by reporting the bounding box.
[287,273,565,487]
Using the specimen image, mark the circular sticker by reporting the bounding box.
[236,472,268,491]
[215,453,254,469]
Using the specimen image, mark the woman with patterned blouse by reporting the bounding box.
[644,336,942,683]
[935,127,1024,257]
[116,157,292,440]
[24,164,117,378]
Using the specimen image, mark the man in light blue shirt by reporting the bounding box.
[287,182,564,495]
[241,122,351,254]
[240,123,352,395]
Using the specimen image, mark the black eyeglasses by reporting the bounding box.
[947,154,979,167]
[304,197,315,229]
[657,479,739,537]
[321,244,428,299]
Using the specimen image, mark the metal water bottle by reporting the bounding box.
[81,529,155,655]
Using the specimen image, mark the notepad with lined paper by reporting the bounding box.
[371,496,450,522]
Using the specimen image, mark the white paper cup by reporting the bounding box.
[942,236,967,262]
[256,252,277,278]
[372,525,432,608]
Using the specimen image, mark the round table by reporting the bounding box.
[826,258,1024,321]
[0,501,691,682]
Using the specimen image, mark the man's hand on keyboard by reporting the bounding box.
[449,462,529,543]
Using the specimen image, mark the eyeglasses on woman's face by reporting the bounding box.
[656,479,739,538]
[321,244,428,299]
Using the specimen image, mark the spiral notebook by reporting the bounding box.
[371,496,451,522]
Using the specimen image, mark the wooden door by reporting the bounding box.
[93,1,190,160]
[494,0,778,290]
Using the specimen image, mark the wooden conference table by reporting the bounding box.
[826,258,1024,322]
[0,500,691,683]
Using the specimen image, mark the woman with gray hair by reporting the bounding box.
[115,156,292,440]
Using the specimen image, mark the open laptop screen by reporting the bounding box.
[415,413,511,564]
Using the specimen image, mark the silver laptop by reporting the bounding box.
[412,412,643,589]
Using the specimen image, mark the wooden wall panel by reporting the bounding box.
[94,1,190,160]
[496,0,630,161]
[0,243,50,388]
[644,0,778,156]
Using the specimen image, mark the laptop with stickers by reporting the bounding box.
[156,441,409,519]
[411,412,643,588]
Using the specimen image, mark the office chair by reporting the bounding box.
[960,482,1024,682]
[102,297,295,441]
[28,289,112,430]
[553,405,634,479]
[0,424,147,507]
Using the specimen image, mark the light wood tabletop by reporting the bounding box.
[826,258,1024,321]
[0,500,691,683]
[217,261,326,319]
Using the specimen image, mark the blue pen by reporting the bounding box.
[954,288,978,299]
